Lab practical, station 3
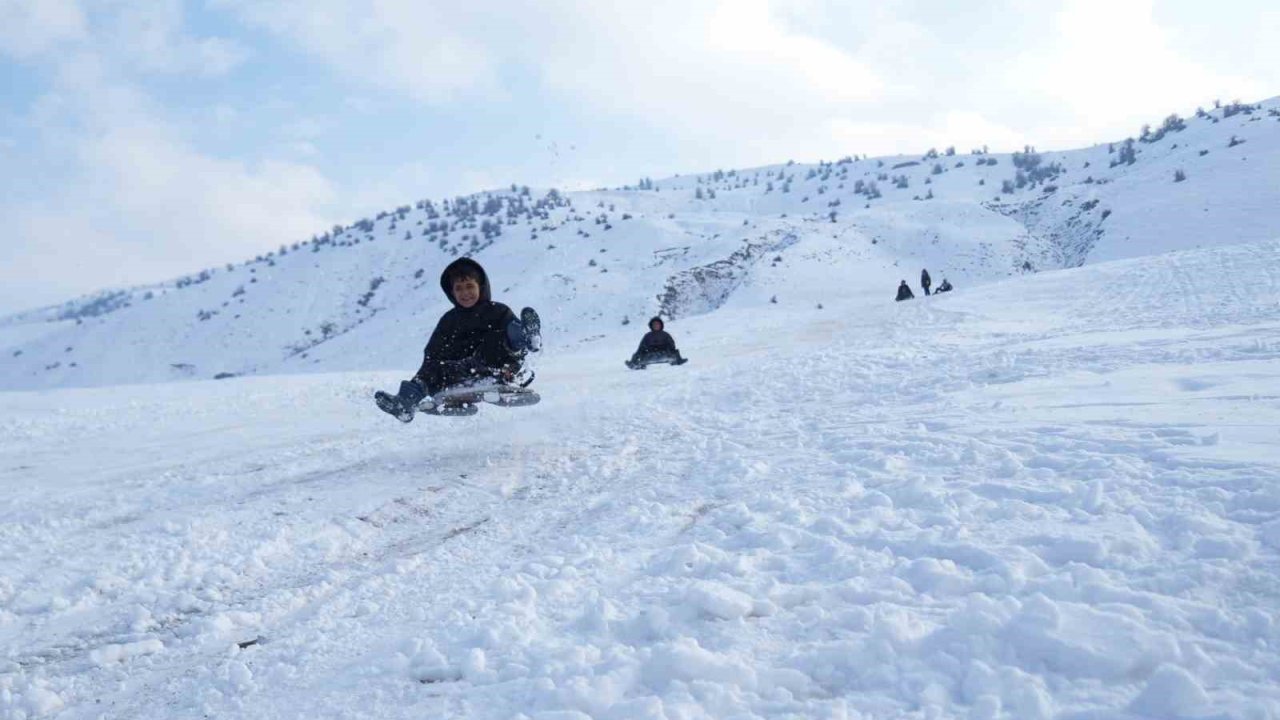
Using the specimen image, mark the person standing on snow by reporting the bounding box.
[921,268,932,296]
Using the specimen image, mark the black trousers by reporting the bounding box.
[417,356,515,395]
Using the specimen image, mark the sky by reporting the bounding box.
[1,0,1277,316]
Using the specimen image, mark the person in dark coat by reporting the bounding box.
[895,280,915,301]
[628,317,686,367]
[375,258,541,420]
[921,268,932,296]
[935,278,953,293]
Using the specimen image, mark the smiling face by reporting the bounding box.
[452,277,481,308]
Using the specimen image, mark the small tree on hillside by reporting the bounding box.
[1111,139,1137,167]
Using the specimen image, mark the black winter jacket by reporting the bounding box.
[638,330,677,354]
[636,316,678,355]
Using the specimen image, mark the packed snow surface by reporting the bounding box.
[3,240,1279,719]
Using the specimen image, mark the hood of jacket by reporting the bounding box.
[439,257,492,308]
[648,316,665,332]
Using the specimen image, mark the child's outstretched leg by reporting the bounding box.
[505,307,542,353]
[374,378,427,423]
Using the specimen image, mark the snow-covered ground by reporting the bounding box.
[3,239,1278,719]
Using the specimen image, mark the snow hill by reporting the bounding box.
[2,238,1279,718]
[1,98,1278,391]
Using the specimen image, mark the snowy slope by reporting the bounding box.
[3,239,1279,719]
[1,98,1277,391]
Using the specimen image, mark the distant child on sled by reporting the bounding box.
[626,316,687,369]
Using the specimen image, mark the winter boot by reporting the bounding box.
[374,379,427,423]
[520,307,542,352]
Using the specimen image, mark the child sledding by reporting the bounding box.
[625,316,688,369]
[374,258,541,422]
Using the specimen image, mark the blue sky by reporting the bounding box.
[1,0,1277,315]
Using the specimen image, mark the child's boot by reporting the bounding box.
[375,378,427,423]
[520,307,542,352]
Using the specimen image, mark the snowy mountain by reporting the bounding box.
[1,98,1278,391]
[2,237,1278,718]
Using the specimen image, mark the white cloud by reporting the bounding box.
[211,104,238,126]
[0,50,338,314]
[518,0,895,170]
[189,35,250,76]
[0,0,87,59]
[284,140,320,158]
[536,0,881,121]
[1006,0,1267,147]
[214,0,887,161]
[208,0,1278,165]
[284,117,325,140]
[104,0,249,77]
[702,0,881,104]
[0,0,246,76]
[0,1,332,313]
[214,0,500,102]
[79,119,337,259]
